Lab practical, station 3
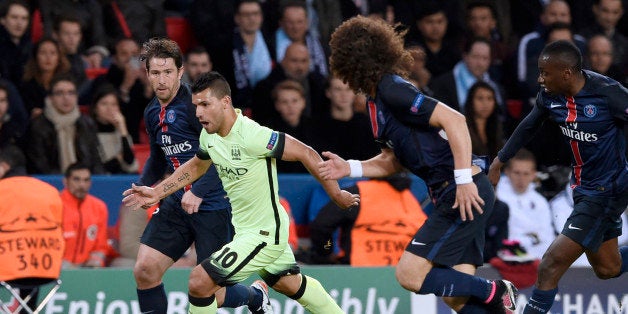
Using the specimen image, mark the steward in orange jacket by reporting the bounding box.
[60,163,109,267]
[310,174,427,266]
[0,176,65,281]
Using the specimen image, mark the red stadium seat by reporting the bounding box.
[132,144,151,173]
[165,16,197,54]
[31,9,44,43]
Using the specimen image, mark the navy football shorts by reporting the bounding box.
[141,195,234,263]
[561,189,627,252]
[405,173,495,267]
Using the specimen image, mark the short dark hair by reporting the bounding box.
[140,37,183,71]
[463,37,491,54]
[508,148,537,169]
[0,0,29,18]
[49,74,76,94]
[185,46,210,61]
[272,79,304,102]
[465,0,497,20]
[280,1,307,19]
[541,40,582,72]
[0,145,25,169]
[191,71,231,99]
[53,14,82,33]
[64,162,90,178]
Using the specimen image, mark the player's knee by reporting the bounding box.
[395,263,422,292]
[592,264,620,280]
[188,266,211,296]
[133,259,160,285]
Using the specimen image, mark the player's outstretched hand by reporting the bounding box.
[487,157,504,187]
[333,189,360,209]
[452,183,485,221]
[319,151,350,180]
[122,183,159,211]
[181,190,202,214]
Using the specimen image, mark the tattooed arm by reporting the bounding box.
[122,156,212,212]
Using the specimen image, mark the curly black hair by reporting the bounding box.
[329,16,411,96]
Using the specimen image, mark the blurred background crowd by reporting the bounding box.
[0,0,626,271]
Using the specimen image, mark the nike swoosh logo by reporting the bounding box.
[411,239,426,246]
[568,223,582,230]
[550,102,562,109]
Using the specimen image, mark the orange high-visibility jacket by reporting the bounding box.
[60,189,109,266]
[350,180,427,266]
[0,177,65,281]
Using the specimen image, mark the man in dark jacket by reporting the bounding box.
[24,75,104,174]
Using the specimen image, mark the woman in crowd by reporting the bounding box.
[464,81,504,161]
[20,38,71,118]
[90,84,138,174]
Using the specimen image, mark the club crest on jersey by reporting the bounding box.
[266,132,278,150]
[231,145,241,160]
[166,110,176,123]
[583,104,597,118]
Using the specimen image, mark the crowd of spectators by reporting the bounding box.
[0,0,626,268]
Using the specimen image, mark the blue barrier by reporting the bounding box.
[36,174,429,227]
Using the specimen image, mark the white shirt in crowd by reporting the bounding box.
[496,175,556,260]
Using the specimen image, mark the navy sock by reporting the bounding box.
[523,288,558,314]
[417,267,492,300]
[137,283,167,314]
[189,294,215,306]
[458,298,491,314]
[222,284,259,308]
[619,246,628,275]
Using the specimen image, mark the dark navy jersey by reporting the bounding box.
[499,70,628,196]
[139,83,230,211]
[367,74,455,189]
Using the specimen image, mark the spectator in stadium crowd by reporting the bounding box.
[0,81,28,149]
[89,84,138,174]
[39,0,107,50]
[580,0,627,71]
[585,34,627,85]
[462,0,511,83]
[464,81,504,161]
[253,42,326,124]
[19,38,71,119]
[24,75,104,174]
[496,149,556,260]
[92,37,152,143]
[516,0,586,109]
[405,45,433,94]
[52,15,88,99]
[430,37,504,113]
[312,76,381,162]
[0,0,31,87]
[407,3,461,78]
[182,46,213,85]
[232,0,274,112]
[267,79,316,173]
[309,173,427,266]
[60,162,110,268]
[275,1,328,78]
